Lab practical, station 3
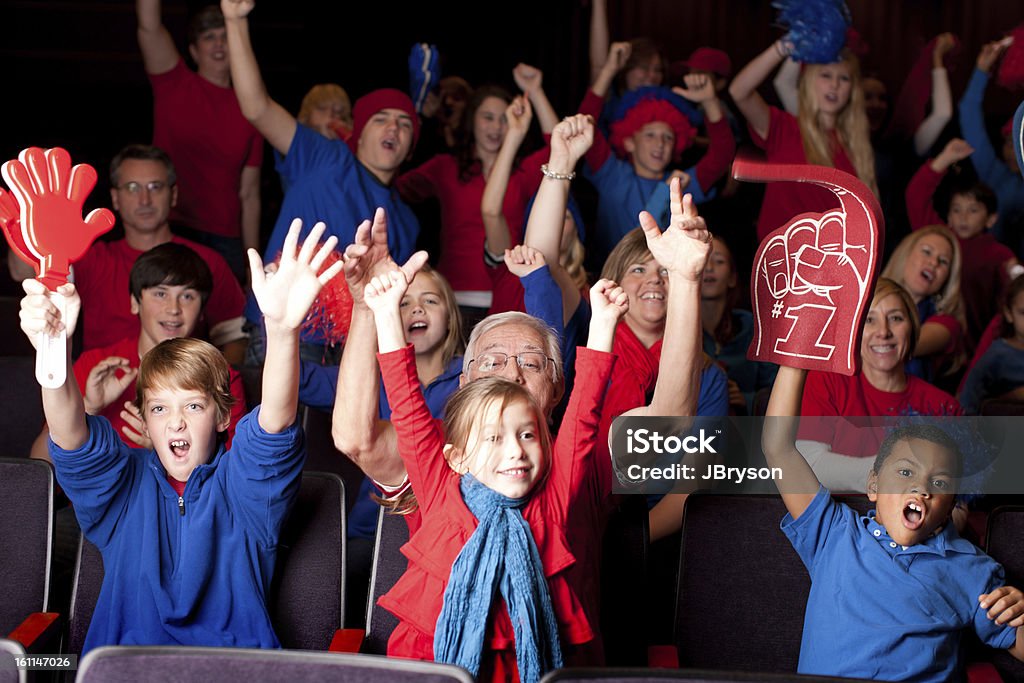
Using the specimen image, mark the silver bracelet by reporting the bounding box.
[541,164,575,181]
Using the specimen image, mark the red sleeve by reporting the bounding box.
[579,89,611,171]
[906,161,945,230]
[548,348,615,510]
[519,134,552,198]
[378,345,448,513]
[225,367,247,447]
[694,115,736,193]
[396,155,443,204]
[924,313,962,355]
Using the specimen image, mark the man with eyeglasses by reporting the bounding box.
[6,145,247,363]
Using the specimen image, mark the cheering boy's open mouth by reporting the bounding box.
[169,439,191,458]
[901,499,925,530]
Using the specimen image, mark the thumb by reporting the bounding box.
[400,250,429,281]
[638,210,662,243]
[116,367,139,392]
[84,208,116,235]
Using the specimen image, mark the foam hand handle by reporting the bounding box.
[1,147,115,291]
[734,157,882,375]
[0,188,37,275]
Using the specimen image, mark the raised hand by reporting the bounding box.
[637,176,712,283]
[977,36,1012,74]
[664,168,691,190]
[342,208,428,305]
[249,219,344,330]
[220,0,255,20]
[933,138,974,170]
[363,270,411,316]
[549,114,595,171]
[512,63,544,95]
[505,96,533,140]
[82,357,137,415]
[604,41,632,74]
[120,401,153,449]
[590,278,628,324]
[932,32,956,67]
[19,278,81,348]
[674,73,715,103]
[2,147,115,290]
[503,244,547,279]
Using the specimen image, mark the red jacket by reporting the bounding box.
[377,345,614,670]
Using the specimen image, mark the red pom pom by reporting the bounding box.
[271,247,352,345]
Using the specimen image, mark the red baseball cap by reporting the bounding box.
[683,47,731,78]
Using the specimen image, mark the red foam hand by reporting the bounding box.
[1,147,115,290]
[734,158,882,375]
[0,188,37,275]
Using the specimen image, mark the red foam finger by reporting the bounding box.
[737,157,883,375]
[67,161,98,205]
[19,147,49,196]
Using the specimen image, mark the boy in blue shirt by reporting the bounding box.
[19,220,342,654]
[763,363,1024,681]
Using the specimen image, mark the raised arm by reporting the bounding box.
[513,63,558,134]
[586,279,628,353]
[136,0,179,75]
[913,34,956,157]
[906,138,973,229]
[482,96,532,257]
[675,74,735,191]
[772,57,801,115]
[629,178,711,419]
[248,220,343,433]
[20,280,88,450]
[221,0,298,155]
[592,41,631,99]
[728,41,790,141]
[762,366,821,519]
[331,209,427,486]
[588,0,610,84]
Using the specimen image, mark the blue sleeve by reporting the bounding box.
[49,415,139,550]
[697,363,730,417]
[642,181,671,228]
[971,559,1020,650]
[522,265,564,336]
[298,360,339,411]
[781,485,850,572]
[959,70,1013,191]
[277,124,351,187]
[221,408,306,548]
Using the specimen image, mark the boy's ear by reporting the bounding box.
[130,295,141,316]
[443,443,468,474]
[217,413,231,434]
[866,471,879,502]
[623,137,636,154]
[986,212,999,230]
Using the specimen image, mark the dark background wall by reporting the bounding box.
[3,0,1024,246]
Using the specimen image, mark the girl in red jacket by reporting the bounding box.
[363,260,628,682]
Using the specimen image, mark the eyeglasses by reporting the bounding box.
[469,352,553,375]
[117,181,169,194]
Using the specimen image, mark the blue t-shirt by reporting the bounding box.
[245,124,421,343]
[782,485,1016,682]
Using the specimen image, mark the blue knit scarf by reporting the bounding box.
[433,475,563,682]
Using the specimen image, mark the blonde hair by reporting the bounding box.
[443,377,553,475]
[561,233,589,292]
[797,50,878,197]
[297,84,353,127]
[134,338,235,428]
[601,227,653,283]
[869,278,920,361]
[414,266,464,368]
[880,226,965,374]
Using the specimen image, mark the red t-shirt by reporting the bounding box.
[150,59,263,238]
[73,236,246,351]
[750,106,859,242]
[72,336,247,447]
[798,370,962,457]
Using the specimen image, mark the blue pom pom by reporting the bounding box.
[608,86,703,128]
[408,43,440,114]
[773,0,851,64]
[1014,100,1024,176]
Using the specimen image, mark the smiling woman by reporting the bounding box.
[795,278,963,492]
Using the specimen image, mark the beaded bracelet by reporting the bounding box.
[541,164,576,181]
